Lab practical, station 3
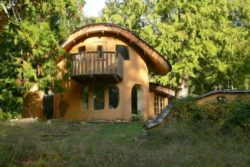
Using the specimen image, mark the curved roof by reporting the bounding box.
[61,23,171,75]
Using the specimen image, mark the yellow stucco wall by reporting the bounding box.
[22,91,45,119]
[54,36,150,121]
[148,92,155,119]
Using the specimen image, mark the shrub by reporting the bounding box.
[170,97,250,137]
[131,114,144,122]
[0,109,12,120]
[222,101,250,136]
[0,108,21,121]
[171,97,198,121]
[0,88,22,109]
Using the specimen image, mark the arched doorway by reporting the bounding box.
[131,85,143,114]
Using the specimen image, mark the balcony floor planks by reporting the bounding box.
[71,73,123,83]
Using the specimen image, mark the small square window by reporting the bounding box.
[217,96,227,103]
[97,45,103,58]
[78,46,86,52]
[116,45,129,60]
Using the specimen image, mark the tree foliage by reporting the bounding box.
[0,0,85,114]
[100,0,250,94]
[0,0,250,115]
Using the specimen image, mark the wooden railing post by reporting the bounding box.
[97,53,100,74]
[102,53,104,73]
[106,53,109,74]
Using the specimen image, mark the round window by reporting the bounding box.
[217,96,227,103]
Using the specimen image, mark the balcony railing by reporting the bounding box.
[71,51,123,82]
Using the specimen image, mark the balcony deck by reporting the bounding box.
[71,51,123,83]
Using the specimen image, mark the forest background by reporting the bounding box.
[0,0,249,115]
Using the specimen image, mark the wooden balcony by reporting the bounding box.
[70,51,123,83]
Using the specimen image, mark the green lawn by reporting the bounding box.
[0,119,250,167]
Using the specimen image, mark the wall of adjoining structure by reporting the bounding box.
[196,93,250,107]
[22,91,45,119]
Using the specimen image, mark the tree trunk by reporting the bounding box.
[176,75,189,98]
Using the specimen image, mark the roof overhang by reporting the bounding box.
[61,23,171,75]
[149,83,175,97]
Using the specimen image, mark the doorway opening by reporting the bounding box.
[43,88,54,119]
[131,85,143,114]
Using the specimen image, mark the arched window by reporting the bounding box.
[94,86,105,110]
[109,86,119,109]
[81,87,88,110]
[131,85,143,114]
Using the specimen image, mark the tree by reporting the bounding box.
[100,0,250,95]
[0,0,85,115]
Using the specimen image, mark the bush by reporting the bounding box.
[171,97,213,124]
[0,109,21,120]
[0,88,22,120]
[131,114,144,122]
[170,97,250,137]
[171,97,199,121]
[222,101,250,136]
[0,109,12,120]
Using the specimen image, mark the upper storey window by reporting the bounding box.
[78,46,86,52]
[116,45,129,60]
[97,45,103,58]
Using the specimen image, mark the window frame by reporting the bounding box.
[116,45,129,60]
[217,96,227,103]
[97,45,103,58]
[78,46,86,52]
[154,95,167,115]
[93,86,105,111]
[109,86,119,110]
[81,86,89,111]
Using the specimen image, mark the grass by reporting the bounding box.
[0,119,250,167]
